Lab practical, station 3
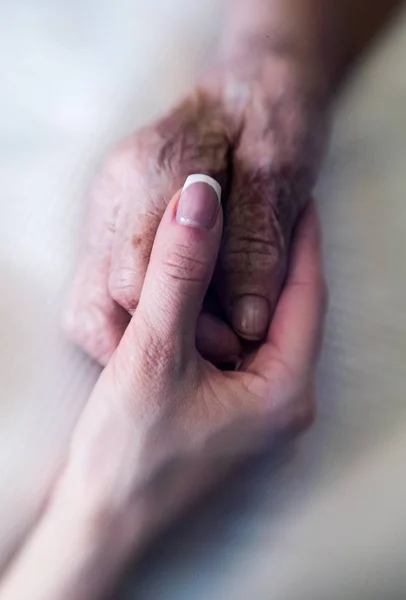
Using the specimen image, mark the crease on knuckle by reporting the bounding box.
[109,269,141,311]
[103,129,166,197]
[63,303,117,362]
[226,232,280,258]
[222,238,283,279]
[231,163,313,247]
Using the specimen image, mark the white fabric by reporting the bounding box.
[1,2,406,598]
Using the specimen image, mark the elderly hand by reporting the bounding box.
[64,44,328,365]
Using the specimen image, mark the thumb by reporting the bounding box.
[218,153,305,342]
[124,175,222,355]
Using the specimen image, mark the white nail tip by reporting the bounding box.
[182,174,222,202]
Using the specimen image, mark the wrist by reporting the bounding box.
[51,390,199,567]
[218,0,339,100]
[221,33,331,100]
[51,426,157,567]
[0,481,138,600]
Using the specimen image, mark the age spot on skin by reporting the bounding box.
[131,234,143,249]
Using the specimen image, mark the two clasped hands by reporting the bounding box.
[3,0,398,595]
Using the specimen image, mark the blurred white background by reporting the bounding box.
[1,1,406,598]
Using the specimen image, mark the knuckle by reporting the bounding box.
[293,395,316,433]
[225,233,281,264]
[108,268,142,312]
[161,243,208,286]
[62,303,117,365]
[100,94,230,207]
[154,93,230,180]
[62,306,81,342]
[226,176,284,258]
[222,163,315,289]
[222,224,284,288]
[230,161,313,239]
[101,129,161,192]
[103,137,140,180]
[255,367,316,437]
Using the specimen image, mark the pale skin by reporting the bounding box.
[0,185,326,599]
[0,0,403,597]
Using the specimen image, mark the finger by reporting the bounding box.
[64,258,130,366]
[108,93,230,315]
[246,200,327,390]
[122,176,223,358]
[196,313,242,364]
[63,149,132,364]
[217,128,309,342]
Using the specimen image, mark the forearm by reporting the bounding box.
[0,385,219,600]
[221,0,403,90]
[0,489,132,600]
[0,392,150,599]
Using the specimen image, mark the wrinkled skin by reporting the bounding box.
[64,48,328,365]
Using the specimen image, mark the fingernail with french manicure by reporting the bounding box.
[232,295,270,340]
[176,174,221,230]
